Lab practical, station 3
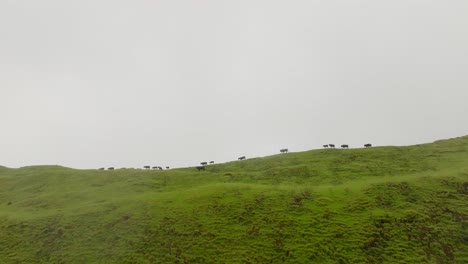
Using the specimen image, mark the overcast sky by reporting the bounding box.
[1,0,467,169]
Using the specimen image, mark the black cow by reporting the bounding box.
[144,165,150,170]
[158,166,163,170]
[200,162,208,166]
[152,166,158,170]
[166,166,170,169]
[280,148,288,153]
[364,143,372,148]
[98,168,105,170]
[108,167,114,170]
[196,166,205,171]
[329,144,335,148]
[341,144,349,149]
[209,161,214,164]
[323,145,329,148]
[238,156,246,160]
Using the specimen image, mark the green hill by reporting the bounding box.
[1,137,467,263]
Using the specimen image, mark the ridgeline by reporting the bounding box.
[1,136,467,263]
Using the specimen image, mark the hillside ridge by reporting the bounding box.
[0,135,467,263]
[2,135,467,171]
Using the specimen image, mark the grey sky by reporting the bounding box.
[1,0,467,169]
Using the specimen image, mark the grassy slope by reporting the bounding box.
[0,137,467,263]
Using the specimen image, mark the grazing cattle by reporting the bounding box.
[209,161,214,164]
[196,166,205,171]
[144,166,150,170]
[152,166,158,170]
[158,166,163,170]
[341,144,349,149]
[280,148,288,153]
[329,144,335,148]
[166,166,170,169]
[364,143,372,148]
[108,167,114,170]
[238,156,246,160]
[98,168,105,170]
[323,145,329,148]
[200,162,208,166]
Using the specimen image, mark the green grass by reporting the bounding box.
[1,136,467,263]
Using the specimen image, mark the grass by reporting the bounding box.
[0,136,467,263]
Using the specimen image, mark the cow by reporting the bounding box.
[166,166,170,169]
[108,167,114,170]
[196,166,205,171]
[209,161,214,164]
[200,162,208,166]
[364,143,372,148]
[98,168,105,170]
[158,166,163,170]
[144,166,150,170]
[280,148,288,153]
[323,145,329,148]
[341,144,349,149]
[329,144,335,148]
[152,166,158,170]
[238,156,246,160]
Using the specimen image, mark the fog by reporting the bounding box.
[1,0,467,169]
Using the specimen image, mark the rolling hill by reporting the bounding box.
[1,136,467,263]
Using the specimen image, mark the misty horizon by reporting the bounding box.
[2,135,465,170]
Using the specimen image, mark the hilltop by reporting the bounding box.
[0,136,467,263]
